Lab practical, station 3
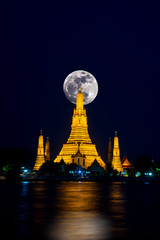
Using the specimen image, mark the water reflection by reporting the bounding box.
[108,182,128,239]
[47,182,112,240]
[17,181,129,240]
[1,181,159,240]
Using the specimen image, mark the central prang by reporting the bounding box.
[54,88,106,169]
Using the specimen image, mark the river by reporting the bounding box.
[0,181,159,240]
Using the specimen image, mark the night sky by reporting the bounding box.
[1,1,160,163]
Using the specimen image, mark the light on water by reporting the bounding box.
[1,181,160,240]
[48,212,111,240]
[47,182,112,240]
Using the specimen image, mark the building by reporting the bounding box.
[107,137,112,164]
[112,131,123,172]
[122,157,132,169]
[54,87,106,169]
[71,142,86,167]
[33,130,45,170]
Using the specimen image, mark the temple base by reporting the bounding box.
[33,156,45,171]
[54,143,106,169]
[112,157,123,172]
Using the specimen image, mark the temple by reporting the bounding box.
[122,157,132,169]
[112,131,123,172]
[33,130,45,170]
[54,87,106,169]
[45,137,50,161]
[107,137,112,164]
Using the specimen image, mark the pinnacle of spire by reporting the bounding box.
[114,131,119,147]
[78,84,82,92]
[40,129,42,135]
[108,138,112,151]
[76,85,83,111]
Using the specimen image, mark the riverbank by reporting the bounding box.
[1,175,160,182]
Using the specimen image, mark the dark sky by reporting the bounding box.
[1,1,160,163]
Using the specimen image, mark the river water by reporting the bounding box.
[0,181,160,240]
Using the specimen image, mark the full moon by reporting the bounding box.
[63,70,98,105]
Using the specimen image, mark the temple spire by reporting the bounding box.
[112,131,123,172]
[33,130,45,170]
[67,89,91,143]
[54,89,106,170]
[76,85,83,111]
[45,137,50,161]
[107,137,112,164]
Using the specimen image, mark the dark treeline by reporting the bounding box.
[0,148,35,178]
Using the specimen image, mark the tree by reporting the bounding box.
[65,163,78,173]
[0,148,35,178]
[134,155,154,174]
[106,163,119,176]
[39,161,60,175]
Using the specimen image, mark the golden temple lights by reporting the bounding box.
[33,130,45,170]
[54,88,106,169]
[112,131,123,172]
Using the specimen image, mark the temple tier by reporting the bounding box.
[54,87,106,169]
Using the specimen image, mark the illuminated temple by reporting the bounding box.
[112,131,123,172]
[33,130,45,170]
[54,87,106,169]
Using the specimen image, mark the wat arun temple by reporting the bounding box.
[34,87,106,170]
[54,86,106,169]
[33,86,130,173]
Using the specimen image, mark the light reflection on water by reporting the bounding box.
[1,180,160,239]
[17,181,129,240]
[17,181,130,240]
[108,182,128,239]
[47,182,112,240]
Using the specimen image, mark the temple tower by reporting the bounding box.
[54,87,106,169]
[67,86,92,144]
[112,131,123,172]
[45,137,50,161]
[33,130,45,170]
[107,137,112,164]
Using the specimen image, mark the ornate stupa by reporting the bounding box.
[54,87,106,169]
[107,137,112,164]
[33,130,45,170]
[112,131,123,172]
[45,137,50,161]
